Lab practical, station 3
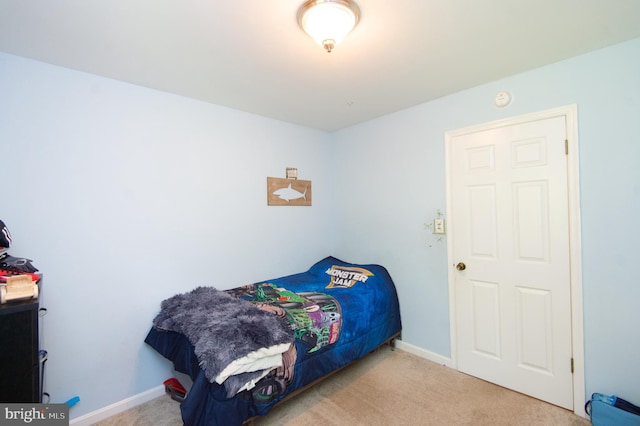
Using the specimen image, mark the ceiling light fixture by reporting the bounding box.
[297,0,360,53]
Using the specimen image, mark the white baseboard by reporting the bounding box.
[394,340,454,368]
[69,385,165,426]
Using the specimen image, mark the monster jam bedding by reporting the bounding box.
[145,256,402,426]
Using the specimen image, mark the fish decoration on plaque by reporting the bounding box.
[267,175,311,206]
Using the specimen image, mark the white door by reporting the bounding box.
[449,115,573,409]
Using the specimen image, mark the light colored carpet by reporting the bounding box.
[94,346,590,425]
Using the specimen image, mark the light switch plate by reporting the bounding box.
[433,219,446,234]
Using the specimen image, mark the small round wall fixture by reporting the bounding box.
[494,91,512,108]
[298,0,361,53]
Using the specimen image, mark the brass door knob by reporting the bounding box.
[456,262,466,271]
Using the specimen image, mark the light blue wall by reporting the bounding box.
[331,37,640,404]
[0,53,335,418]
[1,36,639,418]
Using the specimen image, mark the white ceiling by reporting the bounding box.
[1,0,640,132]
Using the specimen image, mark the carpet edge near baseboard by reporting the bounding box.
[393,340,454,368]
[69,385,165,426]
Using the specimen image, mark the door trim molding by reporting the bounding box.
[444,104,585,416]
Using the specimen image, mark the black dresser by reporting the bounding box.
[0,279,43,403]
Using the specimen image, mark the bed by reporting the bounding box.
[144,256,402,425]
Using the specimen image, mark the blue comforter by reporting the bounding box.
[145,256,402,425]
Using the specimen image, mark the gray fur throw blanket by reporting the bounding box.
[153,286,294,390]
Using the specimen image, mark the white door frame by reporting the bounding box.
[445,104,585,416]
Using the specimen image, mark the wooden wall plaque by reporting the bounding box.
[267,177,312,206]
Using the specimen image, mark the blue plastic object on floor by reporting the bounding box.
[586,393,640,425]
[64,396,80,407]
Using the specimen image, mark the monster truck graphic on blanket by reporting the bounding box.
[226,283,342,403]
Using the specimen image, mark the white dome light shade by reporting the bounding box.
[298,0,360,52]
